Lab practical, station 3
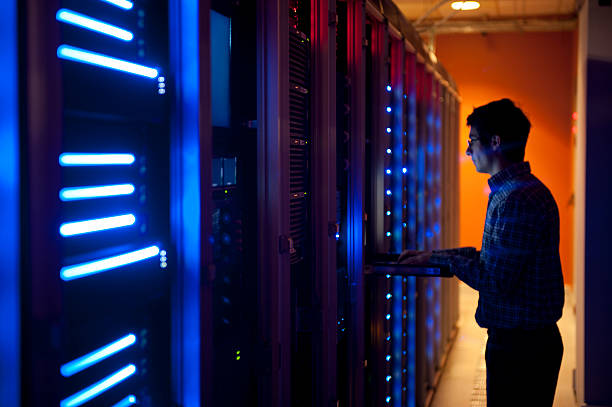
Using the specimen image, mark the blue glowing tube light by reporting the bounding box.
[111,395,137,407]
[59,153,135,166]
[60,245,160,281]
[59,214,136,237]
[57,45,158,78]
[60,184,135,201]
[56,9,133,41]
[98,0,134,10]
[60,364,136,407]
[60,334,136,377]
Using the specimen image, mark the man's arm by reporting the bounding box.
[432,247,479,259]
[430,199,542,296]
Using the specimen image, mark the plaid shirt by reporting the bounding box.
[430,161,565,329]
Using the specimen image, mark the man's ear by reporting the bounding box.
[491,135,501,151]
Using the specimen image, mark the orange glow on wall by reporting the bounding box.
[436,31,576,285]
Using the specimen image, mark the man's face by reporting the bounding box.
[466,126,493,174]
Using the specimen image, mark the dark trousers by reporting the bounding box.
[485,324,563,407]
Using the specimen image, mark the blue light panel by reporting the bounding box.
[60,184,135,201]
[60,364,136,407]
[60,245,160,281]
[98,0,134,10]
[61,213,136,236]
[56,9,134,41]
[60,334,137,377]
[169,0,201,403]
[0,0,19,403]
[59,153,135,166]
[57,45,158,78]
[111,395,137,407]
[60,214,136,237]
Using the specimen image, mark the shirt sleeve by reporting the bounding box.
[429,198,542,297]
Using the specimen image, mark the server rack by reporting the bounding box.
[22,0,174,405]
[360,2,462,407]
[208,1,259,405]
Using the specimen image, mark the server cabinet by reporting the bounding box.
[257,0,339,406]
[23,0,173,405]
[208,1,259,405]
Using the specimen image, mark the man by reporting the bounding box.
[399,99,564,406]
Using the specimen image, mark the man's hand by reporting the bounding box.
[398,250,433,265]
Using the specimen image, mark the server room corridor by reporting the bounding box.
[2,0,612,406]
[430,283,576,407]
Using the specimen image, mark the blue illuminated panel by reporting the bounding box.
[61,334,137,377]
[56,9,134,41]
[99,0,134,10]
[58,45,158,78]
[59,214,136,236]
[0,0,19,403]
[111,395,138,407]
[60,245,160,281]
[60,364,136,407]
[59,153,135,166]
[60,184,135,201]
[53,0,171,404]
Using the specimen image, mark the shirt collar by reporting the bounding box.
[487,161,531,194]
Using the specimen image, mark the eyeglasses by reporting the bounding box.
[467,137,480,148]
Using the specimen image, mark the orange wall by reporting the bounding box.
[436,31,575,285]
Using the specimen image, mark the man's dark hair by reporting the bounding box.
[466,98,531,163]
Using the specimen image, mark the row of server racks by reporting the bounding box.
[1,0,460,406]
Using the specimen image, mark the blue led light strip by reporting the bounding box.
[56,9,134,41]
[60,245,160,281]
[60,184,135,201]
[57,45,158,78]
[98,0,133,10]
[60,334,136,377]
[60,214,136,237]
[111,395,138,407]
[59,153,135,166]
[60,364,136,407]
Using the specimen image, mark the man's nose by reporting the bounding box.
[466,145,472,156]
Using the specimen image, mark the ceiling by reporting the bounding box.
[394,0,579,33]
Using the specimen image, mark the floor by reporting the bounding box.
[430,281,577,407]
